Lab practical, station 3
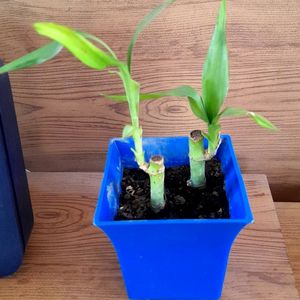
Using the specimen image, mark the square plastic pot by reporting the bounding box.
[94,135,253,300]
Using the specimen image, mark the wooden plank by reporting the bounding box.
[0,1,299,202]
[276,202,300,293]
[0,173,298,299]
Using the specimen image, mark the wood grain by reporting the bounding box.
[0,0,299,202]
[0,173,298,299]
[276,202,300,293]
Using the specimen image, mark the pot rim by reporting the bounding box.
[94,134,254,228]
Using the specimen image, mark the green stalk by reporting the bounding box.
[148,155,165,212]
[132,129,145,168]
[119,65,165,212]
[119,64,145,168]
[189,130,206,188]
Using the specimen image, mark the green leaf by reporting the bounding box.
[0,41,62,74]
[122,124,134,138]
[214,107,247,123]
[34,22,120,70]
[100,85,208,122]
[188,96,208,123]
[99,94,124,101]
[127,0,175,73]
[202,0,228,122]
[218,107,278,130]
[100,92,165,102]
[76,31,118,59]
[217,107,247,118]
[248,112,278,130]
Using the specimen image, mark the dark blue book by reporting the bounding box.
[0,60,34,276]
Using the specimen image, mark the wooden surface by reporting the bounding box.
[0,1,299,202]
[276,202,300,293]
[0,173,298,299]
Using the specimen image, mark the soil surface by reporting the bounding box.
[115,158,230,220]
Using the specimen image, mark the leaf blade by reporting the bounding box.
[101,85,199,101]
[188,96,208,123]
[202,0,228,122]
[217,107,248,119]
[127,0,175,73]
[100,85,208,122]
[34,22,120,70]
[218,107,278,130]
[76,31,118,59]
[248,112,278,131]
[0,41,62,74]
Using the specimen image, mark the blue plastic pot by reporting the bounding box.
[94,135,253,300]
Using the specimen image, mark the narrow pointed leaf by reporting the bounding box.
[100,85,208,122]
[100,93,155,102]
[122,124,134,138]
[188,96,208,123]
[218,107,277,130]
[76,31,117,59]
[202,0,228,122]
[217,107,247,118]
[34,22,120,70]
[127,0,175,73]
[100,94,125,102]
[248,112,278,130]
[0,41,62,74]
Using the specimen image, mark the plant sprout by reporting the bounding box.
[0,0,175,212]
[107,0,277,188]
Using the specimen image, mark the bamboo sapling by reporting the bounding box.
[109,0,277,188]
[0,0,175,212]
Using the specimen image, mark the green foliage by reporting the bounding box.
[217,107,248,118]
[127,0,175,73]
[247,112,277,130]
[117,65,146,166]
[77,31,118,59]
[110,0,277,158]
[30,22,145,163]
[102,85,209,123]
[217,107,277,130]
[101,85,198,102]
[0,42,62,74]
[0,0,178,217]
[202,0,228,123]
[0,0,174,211]
[34,23,120,70]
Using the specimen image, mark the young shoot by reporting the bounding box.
[0,0,175,212]
[188,130,206,188]
[148,155,165,212]
[110,0,277,188]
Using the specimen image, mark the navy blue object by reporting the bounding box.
[94,135,253,300]
[0,60,34,276]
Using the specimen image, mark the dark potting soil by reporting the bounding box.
[115,158,230,220]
